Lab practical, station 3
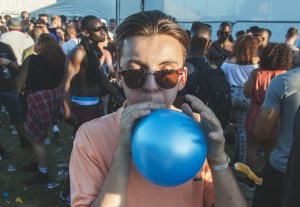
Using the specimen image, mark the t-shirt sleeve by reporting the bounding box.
[262,77,284,111]
[70,125,105,207]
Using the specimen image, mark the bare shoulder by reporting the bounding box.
[68,44,86,66]
[71,44,86,59]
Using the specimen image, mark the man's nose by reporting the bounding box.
[142,73,159,91]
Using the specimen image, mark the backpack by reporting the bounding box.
[185,57,232,129]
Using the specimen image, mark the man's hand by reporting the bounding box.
[182,94,227,165]
[118,102,166,155]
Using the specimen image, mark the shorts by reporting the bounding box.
[0,90,23,125]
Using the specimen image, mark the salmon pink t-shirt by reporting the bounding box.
[70,107,215,207]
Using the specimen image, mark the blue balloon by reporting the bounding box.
[132,109,207,187]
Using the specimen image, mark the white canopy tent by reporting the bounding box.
[0,0,116,20]
[33,0,116,19]
[1,0,300,23]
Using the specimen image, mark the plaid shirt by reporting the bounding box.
[25,87,62,141]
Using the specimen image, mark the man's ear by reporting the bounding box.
[178,66,187,91]
[115,64,123,88]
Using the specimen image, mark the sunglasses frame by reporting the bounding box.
[119,67,184,89]
[86,26,107,32]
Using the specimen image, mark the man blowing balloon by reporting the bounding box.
[69,10,247,207]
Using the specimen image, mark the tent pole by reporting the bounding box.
[116,0,120,25]
[140,0,144,11]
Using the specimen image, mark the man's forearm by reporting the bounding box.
[91,149,131,207]
[211,168,247,207]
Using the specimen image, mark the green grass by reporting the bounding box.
[0,110,73,207]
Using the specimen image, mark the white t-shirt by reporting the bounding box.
[62,38,79,55]
[221,62,259,86]
[0,31,34,65]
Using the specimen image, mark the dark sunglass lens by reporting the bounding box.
[88,27,101,32]
[123,70,146,89]
[156,70,178,89]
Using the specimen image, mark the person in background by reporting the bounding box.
[221,35,260,164]
[0,41,31,149]
[60,15,123,206]
[241,43,291,191]
[251,50,300,207]
[15,27,45,120]
[98,26,115,114]
[254,28,271,54]
[60,15,67,29]
[39,14,49,26]
[48,15,62,41]
[20,11,29,33]
[246,26,259,36]
[4,15,11,22]
[0,18,34,66]
[284,27,299,67]
[285,27,299,52]
[107,18,116,40]
[22,27,44,62]
[208,22,234,67]
[235,30,245,41]
[56,27,67,46]
[22,34,65,185]
[62,24,79,56]
[0,25,8,35]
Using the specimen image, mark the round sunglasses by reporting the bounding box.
[119,67,184,89]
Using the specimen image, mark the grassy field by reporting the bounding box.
[0,110,256,207]
[0,108,73,207]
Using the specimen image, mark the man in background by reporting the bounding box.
[0,18,34,66]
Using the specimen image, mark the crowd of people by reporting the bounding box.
[0,9,299,207]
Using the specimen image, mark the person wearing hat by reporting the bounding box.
[0,18,34,66]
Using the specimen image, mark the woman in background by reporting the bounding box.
[242,43,292,190]
[221,35,260,166]
[56,27,67,46]
[22,33,65,185]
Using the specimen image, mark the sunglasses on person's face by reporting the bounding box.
[220,31,230,35]
[119,67,184,89]
[87,26,106,32]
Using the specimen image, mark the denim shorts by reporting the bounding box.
[0,90,23,125]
